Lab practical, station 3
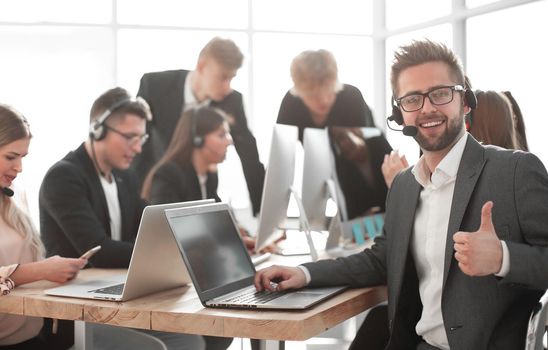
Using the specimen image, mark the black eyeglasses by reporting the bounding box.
[396,85,465,112]
[104,125,149,146]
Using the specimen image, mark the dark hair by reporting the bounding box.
[391,40,465,97]
[0,104,31,147]
[469,90,518,150]
[502,91,528,151]
[141,106,226,200]
[89,87,151,124]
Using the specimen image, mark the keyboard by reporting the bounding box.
[90,283,125,295]
[221,287,284,305]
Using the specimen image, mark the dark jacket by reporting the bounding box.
[133,69,264,215]
[39,143,146,268]
[148,160,220,205]
[277,84,390,218]
[277,84,375,141]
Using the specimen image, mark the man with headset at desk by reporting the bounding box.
[39,87,205,350]
[255,40,548,349]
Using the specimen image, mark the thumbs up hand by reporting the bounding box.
[453,201,503,276]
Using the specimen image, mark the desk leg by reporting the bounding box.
[259,339,285,350]
[74,321,93,350]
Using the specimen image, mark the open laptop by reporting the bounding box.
[164,202,347,309]
[45,199,214,301]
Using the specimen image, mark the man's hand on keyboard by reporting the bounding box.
[254,265,306,292]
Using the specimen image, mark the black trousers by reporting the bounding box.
[203,335,233,350]
[348,304,390,350]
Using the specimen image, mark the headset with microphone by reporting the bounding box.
[89,98,130,141]
[1,187,14,197]
[88,95,151,177]
[1,112,30,198]
[190,107,205,148]
[386,83,477,137]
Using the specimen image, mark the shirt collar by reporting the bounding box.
[412,133,468,188]
[184,71,210,110]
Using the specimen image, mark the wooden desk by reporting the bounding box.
[1,267,386,349]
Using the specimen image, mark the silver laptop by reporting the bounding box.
[45,199,214,301]
[164,202,346,310]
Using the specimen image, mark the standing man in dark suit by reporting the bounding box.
[133,37,265,215]
[277,49,392,219]
[39,87,205,350]
[255,40,548,349]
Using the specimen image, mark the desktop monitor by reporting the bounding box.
[255,124,298,251]
[302,127,347,231]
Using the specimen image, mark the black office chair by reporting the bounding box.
[525,290,548,350]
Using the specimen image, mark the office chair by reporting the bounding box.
[525,289,548,350]
[92,324,168,350]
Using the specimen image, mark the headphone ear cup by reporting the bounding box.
[193,135,204,148]
[465,89,477,110]
[390,105,404,125]
[89,120,106,141]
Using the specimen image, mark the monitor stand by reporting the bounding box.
[324,179,343,250]
[275,187,319,261]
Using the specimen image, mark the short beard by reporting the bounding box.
[415,107,465,152]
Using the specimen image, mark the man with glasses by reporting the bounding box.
[39,87,205,350]
[255,40,548,350]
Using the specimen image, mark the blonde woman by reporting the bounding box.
[0,104,86,349]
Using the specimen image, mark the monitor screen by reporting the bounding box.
[167,209,255,293]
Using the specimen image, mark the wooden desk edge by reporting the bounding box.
[151,286,387,341]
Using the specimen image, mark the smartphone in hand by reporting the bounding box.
[80,245,101,260]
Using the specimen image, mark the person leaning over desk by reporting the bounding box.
[133,37,265,216]
[0,104,86,350]
[256,40,548,350]
[277,49,392,218]
[38,87,205,350]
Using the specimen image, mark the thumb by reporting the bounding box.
[479,201,495,233]
[401,155,409,167]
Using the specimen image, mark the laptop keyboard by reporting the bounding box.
[222,287,284,305]
[90,283,125,295]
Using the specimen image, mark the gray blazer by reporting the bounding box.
[305,135,548,349]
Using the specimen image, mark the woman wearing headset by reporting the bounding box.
[142,106,232,207]
[0,104,86,349]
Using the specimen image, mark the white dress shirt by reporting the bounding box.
[411,133,467,349]
[183,71,210,112]
[100,176,122,241]
[411,134,509,349]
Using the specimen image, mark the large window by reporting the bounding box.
[0,0,545,223]
[0,25,115,220]
[467,0,548,164]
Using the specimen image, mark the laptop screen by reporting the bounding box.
[167,208,255,293]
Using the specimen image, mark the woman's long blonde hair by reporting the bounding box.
[0,104,44,260]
